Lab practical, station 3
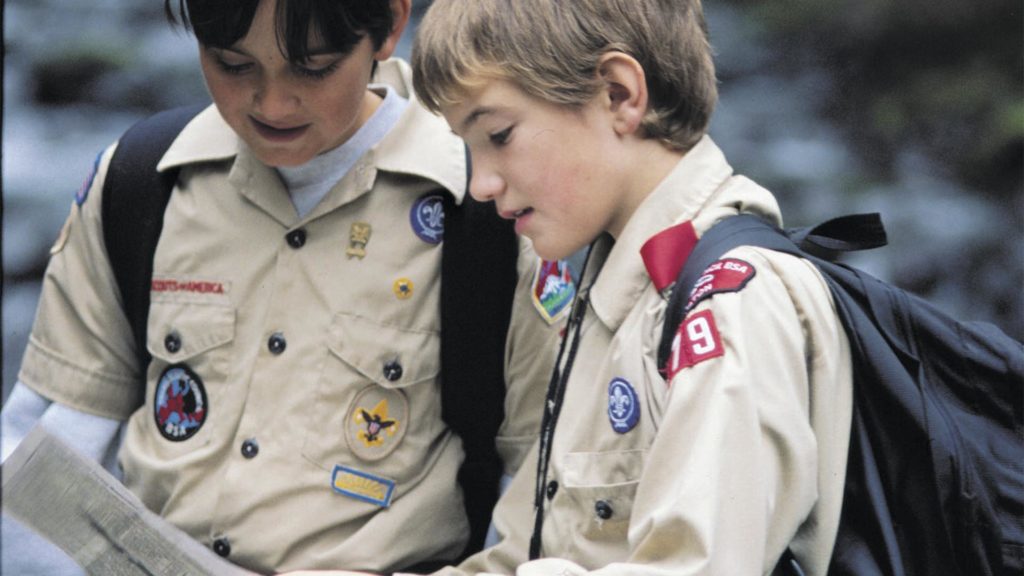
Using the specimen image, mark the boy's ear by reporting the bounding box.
[375,0,412,61]
[597,52,648,137]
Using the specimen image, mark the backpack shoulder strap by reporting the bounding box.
[440,185,519,558]
[101,104,207,374]
[656,213,886,372]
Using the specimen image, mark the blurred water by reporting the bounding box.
[3,1,1020,403]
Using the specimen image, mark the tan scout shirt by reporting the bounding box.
[425,137,854,576]
[19,59,562,574]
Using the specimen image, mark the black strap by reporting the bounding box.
[441,191,519,558]
[656,213,886,371]
[102,103,207,375]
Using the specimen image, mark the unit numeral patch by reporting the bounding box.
[666,310,724,382]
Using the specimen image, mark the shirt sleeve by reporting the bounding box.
[2,380,125,576]
[18,143,143,419]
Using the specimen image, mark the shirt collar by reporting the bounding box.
[587,135,781,331]
[156,58,466,203]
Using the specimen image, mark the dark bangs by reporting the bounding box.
[166,0,394,62]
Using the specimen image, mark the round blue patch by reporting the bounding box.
[607,377,640,434]
[410,193,445,244]
[154,364,208,442]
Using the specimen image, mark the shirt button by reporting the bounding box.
[383,360,403,382]
[212,536,231,557]
[268,332,286,354]
[595,500,614,520]
[546,480,559,500]
[164,331,182,353]
[286,229,307,249]
[241,439,259,459]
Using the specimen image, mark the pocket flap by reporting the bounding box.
[147,301,235,362]
[327,313,440,388]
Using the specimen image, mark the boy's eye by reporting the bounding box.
[216,57,253,76]
[293,60,340,80]
[489,126,513,146]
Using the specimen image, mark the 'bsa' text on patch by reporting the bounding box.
[154,364,208,441]
[685,258,755,311]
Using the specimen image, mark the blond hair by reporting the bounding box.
[412,0,717,151]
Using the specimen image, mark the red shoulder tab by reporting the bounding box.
[685,258,756,311]
[640,221,699,293]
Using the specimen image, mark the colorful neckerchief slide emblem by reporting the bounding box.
[410,193,445,244]
[345,385,408,461]
[154,364,208,442]
[607,377,640,434]
[331,465,396,508]
[532,259,576,324]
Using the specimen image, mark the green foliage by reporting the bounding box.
[31,43,131,106]
[723,0,1023,197]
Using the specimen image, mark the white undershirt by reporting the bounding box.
[278,85,409,218]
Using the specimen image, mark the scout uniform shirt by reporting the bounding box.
[19,59,563,574]
[425,137,855,576]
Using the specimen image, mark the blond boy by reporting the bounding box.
[290,1,854,574]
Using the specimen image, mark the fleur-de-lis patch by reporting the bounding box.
[607,377,640,434]
[410,193,445,244]
[345,385,409,461]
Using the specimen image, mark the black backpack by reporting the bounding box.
[100,105,516,560]
[657,213,1024,576]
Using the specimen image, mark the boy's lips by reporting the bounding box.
[250,116,310,142]
[499,207,533,220]
[499,207,534,235]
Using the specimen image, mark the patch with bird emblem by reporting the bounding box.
[345,385,409,461]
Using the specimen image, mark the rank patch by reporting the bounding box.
[607,378,640,434]
[345,385,409,461]
[331,465,396,508]
[685,258,756,312]
[666,310,724,382]
[154,364,208,442]
[410,193,445,244]
[532,259,576,324]
[347,222,372,259]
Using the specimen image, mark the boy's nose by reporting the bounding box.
[254,79,300,120]
[468,166,505,202]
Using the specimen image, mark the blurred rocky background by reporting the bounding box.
[3,0,1022,401]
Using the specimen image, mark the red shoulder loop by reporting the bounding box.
[640,221,699,294]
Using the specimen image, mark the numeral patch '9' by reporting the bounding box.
[666,310,724,383]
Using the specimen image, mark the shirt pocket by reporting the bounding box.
[301,312,443,476]
[142,300,236,449]
[555,450,644,551]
